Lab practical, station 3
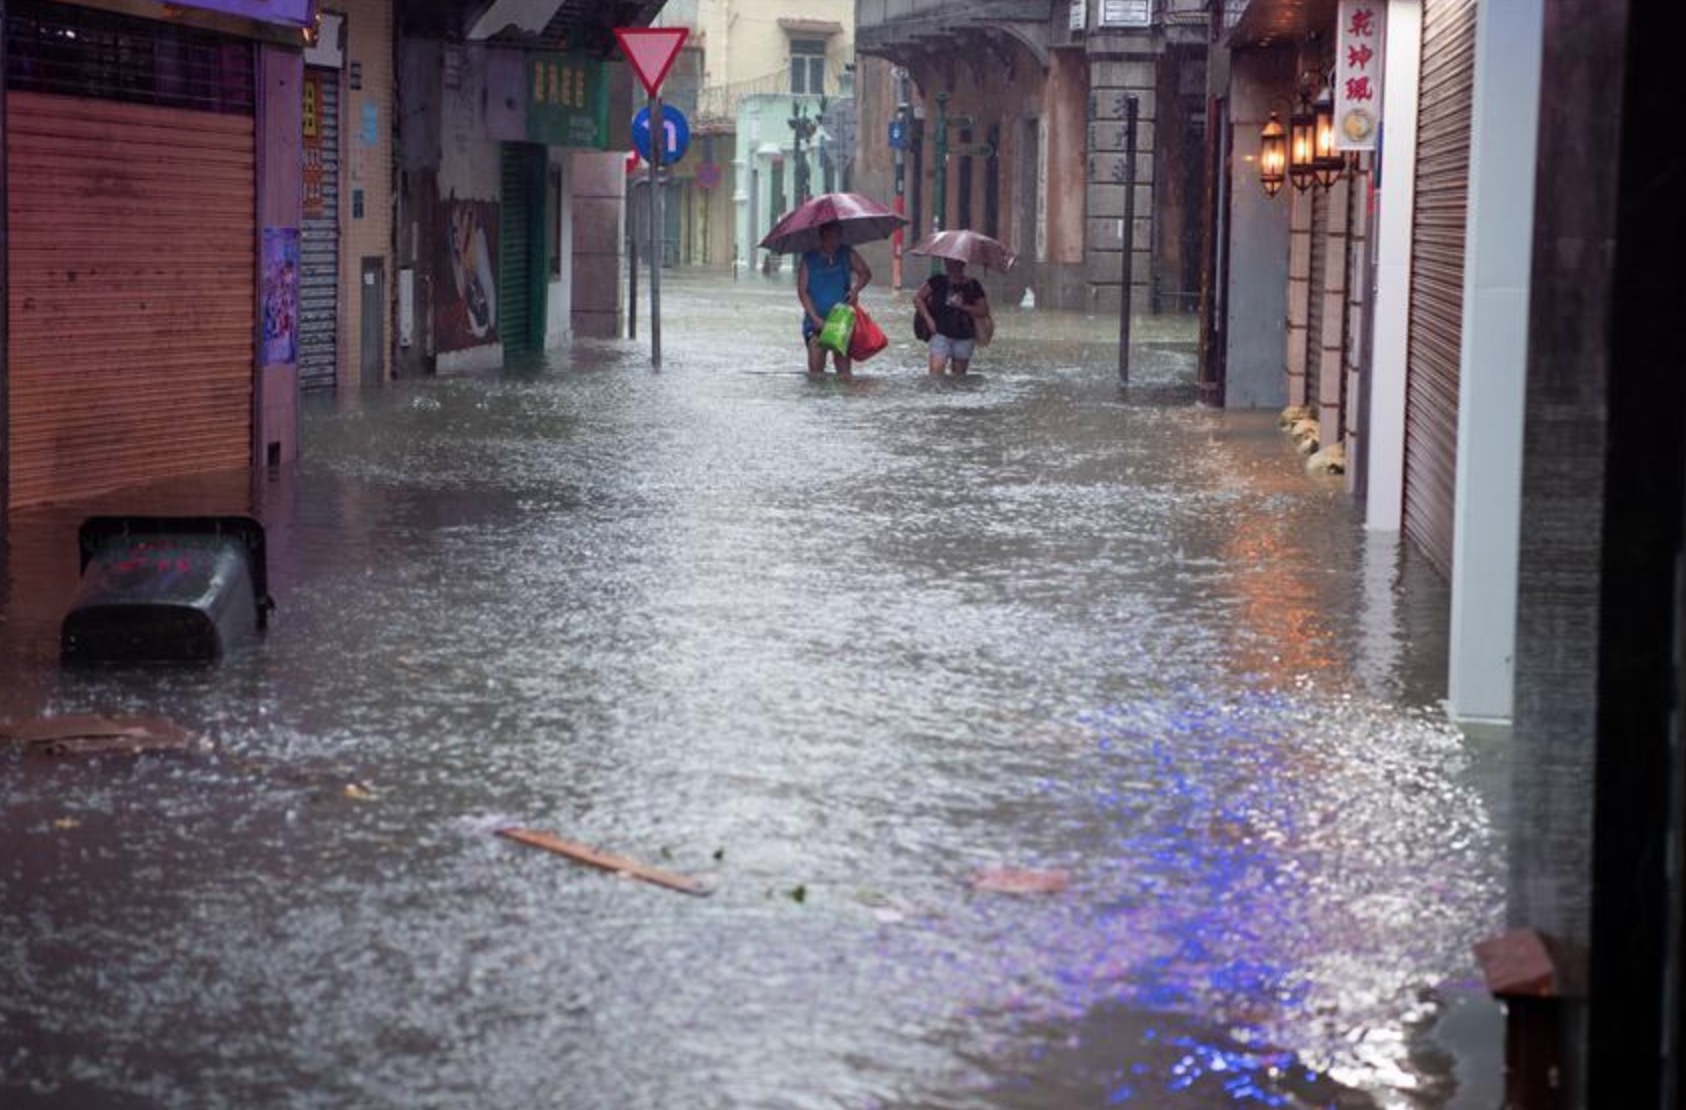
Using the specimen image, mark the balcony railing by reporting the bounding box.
[695,59,850,128]
[857,0,1245,33]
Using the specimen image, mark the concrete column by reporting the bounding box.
[1446,0,1543,724]
[1284,185,1311,407]
[1085,56,1156,316]
[1041,50,1090,310]
[569,151,626,339]
[257,45,304,470]
[546,150,573,348]
[1364,0,1421,531]
[1316,177,1351,446]
[1222,48,1291,410]
[1345,169,1371,493]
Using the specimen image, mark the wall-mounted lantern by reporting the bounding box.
[1312,88,1345,189]
[1288,101,1317,192]
[1258,112,1286,197]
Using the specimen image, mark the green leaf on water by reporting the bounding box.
[789,884,807,904]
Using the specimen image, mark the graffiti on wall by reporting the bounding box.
[435,197,499,350]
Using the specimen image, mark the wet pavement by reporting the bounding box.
[0,269,1505,1108]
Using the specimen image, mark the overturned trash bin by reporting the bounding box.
[61,516,274,665]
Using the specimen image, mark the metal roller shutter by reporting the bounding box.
[499,144,541,355]
[7,90,255,509]
[299,69,340,393]
[1403,0,1476,578]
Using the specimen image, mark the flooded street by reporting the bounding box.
[0,270,1504,1108]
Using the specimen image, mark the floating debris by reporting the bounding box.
[0,714,207,758]
[972,868,1071,895]
[495,828,711,896]
[1306,441,1347,475]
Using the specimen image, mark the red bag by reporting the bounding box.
[847,304,889,362]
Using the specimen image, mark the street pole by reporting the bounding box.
[627,191,637,341]
[649,93,663,368]
[932,91,949,278]
[892,100,907,290]
[1118,95,1139,384]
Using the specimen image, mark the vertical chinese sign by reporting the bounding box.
[1335,0,1386,151]
[302,72,326,219]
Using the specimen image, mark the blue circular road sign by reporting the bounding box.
[632,104,691,164]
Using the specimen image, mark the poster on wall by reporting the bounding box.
[435,198,499,351]
[261,227,300,365]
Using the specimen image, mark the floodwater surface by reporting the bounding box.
[0,270,1503,1108]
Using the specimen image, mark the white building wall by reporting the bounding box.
[1364,0,1421,532]
[1446,0,1545,724]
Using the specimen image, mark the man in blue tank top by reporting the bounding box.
[797,221,873,377]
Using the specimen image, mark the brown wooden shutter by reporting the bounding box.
[1403,0,1476,578]
[7,91,255,509]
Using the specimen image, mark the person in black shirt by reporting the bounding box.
[913,258,991,376]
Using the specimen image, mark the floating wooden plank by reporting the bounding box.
[972,867,1071,895]
[0,714,206,757]
[496,828,711,897]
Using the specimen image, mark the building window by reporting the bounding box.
[1098,0,1151,26]
[790,39,825,96]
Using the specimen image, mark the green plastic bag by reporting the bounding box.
[815,303,856,355]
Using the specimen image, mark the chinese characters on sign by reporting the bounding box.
[302,73,326,219]
[1335,0,1386,151]
[526,54,609,148]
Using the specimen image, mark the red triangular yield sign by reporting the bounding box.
[614,27,689,97]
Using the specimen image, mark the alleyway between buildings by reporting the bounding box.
[0,270,1504,1108]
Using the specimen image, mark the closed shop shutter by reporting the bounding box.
[1403,0,1476,578]
[299,69,340,393]
[1305,183,1328,410]
[499,144,538,355]
[7,90,256,509]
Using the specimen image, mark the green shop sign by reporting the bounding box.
[527,54,609,148]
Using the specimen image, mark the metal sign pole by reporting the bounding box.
[649,93,663,368]
[1118,95,1139,384]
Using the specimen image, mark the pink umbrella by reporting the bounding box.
[758,192,909,255]
[910,229,1017,272]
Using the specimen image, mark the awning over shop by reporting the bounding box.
[1226,0,1339,48]
[777,18,843,37]
[467,0,666,55]
[856,0,1050,68]
[166,0,315,28]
